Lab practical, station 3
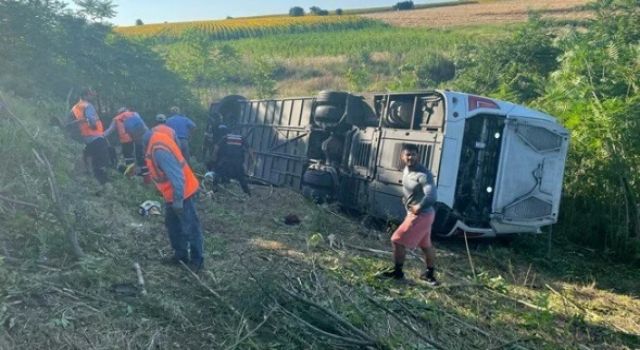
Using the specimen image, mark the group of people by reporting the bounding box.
[69,88,438,284]
[70,88,206,271]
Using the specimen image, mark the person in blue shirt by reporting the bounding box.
[166,106,196,162]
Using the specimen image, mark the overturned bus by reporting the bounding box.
[208,90,569,238]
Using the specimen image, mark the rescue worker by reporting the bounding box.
[380,144,439,286]
[202,112,224,162]
[124,115,204,271]
[103,107,137,167]
[166,106,196,163]
[71,88,110,184]
[154,114,177,139]
[155,113,167,125]
[211,125,252,195]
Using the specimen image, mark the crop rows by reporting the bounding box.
[115,16,381,41]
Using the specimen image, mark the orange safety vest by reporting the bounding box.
[71,101,104,138]
[114,111,136,143]
[146,130,199,203]
[153,124,177,139]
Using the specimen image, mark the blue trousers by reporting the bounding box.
[165,196,204,266]
[178,138,191,163]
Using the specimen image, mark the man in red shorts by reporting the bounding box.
[381,144,439,285]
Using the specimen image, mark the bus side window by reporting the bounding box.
[420,98,445,131]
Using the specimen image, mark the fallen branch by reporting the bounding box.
[484,288,546,312]
[344,243,393,256]
[225,307,274,350]
[179,261,242,318]
[463,232,477,279]
[134,262,147,296]
[146,331,161,350]
[0,194,39,209]
[365,295,446,350]
[275,302,377,347]
[282,288,375,342]
[395,299,492,339]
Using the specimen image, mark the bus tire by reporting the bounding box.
[316,90,348,106]
[302,169,335,188]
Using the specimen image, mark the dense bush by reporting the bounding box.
[289,6,305,16]
[453,15,560,102]
[336,8,344,15]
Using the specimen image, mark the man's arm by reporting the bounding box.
[103,118,116,137]
[417,171,437,209]
[154,149,185,209]
[187,117,196,129]
[84,104,99,129]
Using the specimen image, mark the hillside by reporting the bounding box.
[1,0,640,348]
[1,91,639,348]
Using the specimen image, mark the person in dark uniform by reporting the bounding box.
[211,125,252,195]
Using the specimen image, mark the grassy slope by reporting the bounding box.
[1,94,639,349]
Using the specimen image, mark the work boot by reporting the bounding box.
[419,268,439,286]
[377,266,404,280]
[161,255,188,267]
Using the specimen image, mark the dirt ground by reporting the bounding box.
[361,0,593,28]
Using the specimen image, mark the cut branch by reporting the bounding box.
[0,194,39,209]
[366,295,446,350]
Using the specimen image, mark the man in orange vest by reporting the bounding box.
[104,106,150,177]
[104,107,137,166]
[71,88,109,184]
[124,115,204,271]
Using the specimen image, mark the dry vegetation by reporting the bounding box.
[361,0,593,28]
[2,169,639,348]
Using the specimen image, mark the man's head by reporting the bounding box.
[117,107,128,114]
[80,88,97,103]
[156,114,167,124]
[170,106,180,115]
[123,115,148,142]
[400,144,419,167]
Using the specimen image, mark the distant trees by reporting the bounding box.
[290,5,330,16]
[335,8,344,15]
[289,6,305,17]
[73,0,117,21]
[135,19,144,25]
[393,1,415,11]
[309,6,329,16]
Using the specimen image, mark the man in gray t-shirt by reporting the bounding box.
[380,144,439,285]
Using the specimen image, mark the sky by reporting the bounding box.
[62,0,446,26]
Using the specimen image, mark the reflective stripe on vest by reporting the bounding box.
[114,111,136,143]
[145,130,199,203]
[71,101,104,138]
[225,134,243,146]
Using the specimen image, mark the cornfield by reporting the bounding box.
[115,16,382,41]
